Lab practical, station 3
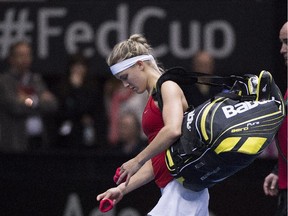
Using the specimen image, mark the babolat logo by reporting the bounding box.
[222,100,273,118]
[186,110,195,131]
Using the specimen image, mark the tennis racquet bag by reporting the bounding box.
[154,68,285,191]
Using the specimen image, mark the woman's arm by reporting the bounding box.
[117,81,187,185]
[138,80,187,161]
[97,160,154,204]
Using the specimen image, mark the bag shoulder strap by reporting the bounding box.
[152,67,243,111]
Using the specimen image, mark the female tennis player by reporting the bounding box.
[96,34,209,216]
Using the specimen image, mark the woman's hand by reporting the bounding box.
[117,157,143,186]
[97,160,154,212]
[96,186,124,205]
[263,173,278,196]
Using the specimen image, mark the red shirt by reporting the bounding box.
[142,96,173,188]
[278,90,287,189]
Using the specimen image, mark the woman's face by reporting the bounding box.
[115,61,147,94]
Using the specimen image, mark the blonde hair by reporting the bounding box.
[107,34,164,72]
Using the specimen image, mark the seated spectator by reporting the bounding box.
[108,112,146,156]
[0,41,58,152]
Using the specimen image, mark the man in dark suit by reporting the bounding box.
[0,41,58,152]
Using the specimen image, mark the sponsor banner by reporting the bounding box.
[0,1,281,77]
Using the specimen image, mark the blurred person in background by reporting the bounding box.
[0,41,58,152]
[263,21,287,216]
[108,111,146,156]
[105,77,147,146]
[189,50,217,107]
[55,54,107,150]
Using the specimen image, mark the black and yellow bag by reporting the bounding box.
[153,67,285,192]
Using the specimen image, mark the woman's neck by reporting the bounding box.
[146,68,162,96]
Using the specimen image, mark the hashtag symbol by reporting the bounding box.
[0,8,34,58]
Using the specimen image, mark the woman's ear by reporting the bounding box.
[136,61,145,71]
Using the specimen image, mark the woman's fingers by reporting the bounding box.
[96,193,105,201]
[117,170,128,185]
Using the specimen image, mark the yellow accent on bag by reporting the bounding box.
[238,137,267,154]
[214,137,241,154]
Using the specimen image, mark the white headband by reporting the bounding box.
[110,54,154,75]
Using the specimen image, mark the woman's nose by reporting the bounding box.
[122,81,129,88]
